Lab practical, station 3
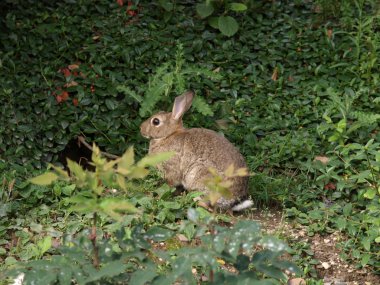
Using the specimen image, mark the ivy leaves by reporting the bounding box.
[196,1,247,37]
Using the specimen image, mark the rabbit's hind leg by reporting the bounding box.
[182,166,210,194]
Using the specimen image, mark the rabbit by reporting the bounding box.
[140,90,253,211]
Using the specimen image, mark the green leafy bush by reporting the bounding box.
[4,146,300,284]
[2,0,380,278]
[0,1,222,166]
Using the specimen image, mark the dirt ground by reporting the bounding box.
[249,210,380,285]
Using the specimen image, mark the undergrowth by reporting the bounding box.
[0,0,380,282]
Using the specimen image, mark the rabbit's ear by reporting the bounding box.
[172,90,194,120]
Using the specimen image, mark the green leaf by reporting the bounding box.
[328,132,340,142]
[105,99,116,110]
[256,264,287,280]
[229,3,247,12]
[0,247,6,255]
[159,0,173,11]
[272,260,302,275]
[342,203,352,216]
[100,198,137,220]
[129,263,158,285]
[360,253,371,267]
[137,152,174,167]
[187,208,199,223]
[92,64,103,76]
[336,118,346,133]
[363,188,377,199]
[62,184,76,195]
[260,236,289,252]
[128,167,150,179]
[116,174,127,190]
[208,17,219,29]
[335,217,347,230]
[58,267,73,285]
[218,16,239,37]
[361,237,371,251]
[49,164,70,179]
[67,160,87,186]
[351,170,371,183]
[29,172,58,185]
[144,226,173,242]
[118,146,135,173]
[85,260,127,283]
[60,120,69,129]
[196,3,214,19]
[37,236,52,256]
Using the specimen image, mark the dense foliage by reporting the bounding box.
[1,0,379,283]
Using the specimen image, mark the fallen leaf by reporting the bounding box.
[271,67,278,81]
[64,81,78,88]
[314,155,329,164]
[324,182,336,191]
[177,234,189,242]
[197,200,209,209]
[327,28,333,39]
[61,91,69,101]
[321,261,331,269]
[287,278,306,285]
[61,68,71,77]
[68,64,79,70]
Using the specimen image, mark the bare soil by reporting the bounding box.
[248,210,380,285]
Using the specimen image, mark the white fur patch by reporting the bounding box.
[11,273,24,285]
[231,199,254,212]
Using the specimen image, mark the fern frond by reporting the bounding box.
[116,86,143,103]
[140,83,168,117]
[138,43,221,117]
[192,96,214,116]
[182,66,222,80]
[347,111,380,134]
[352,111,380,125]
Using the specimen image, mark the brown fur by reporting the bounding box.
[140,91,249,209]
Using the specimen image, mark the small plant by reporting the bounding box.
[27,145,173,269]
[317,87,380,145]
[3,146,174,284]
[196,1,248,37]
[118,43,221,118]
[154,208,302,284]
[204,164,249,206]
[312,140,380,268]
[4,145,302,284]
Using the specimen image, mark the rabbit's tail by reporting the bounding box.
[231,199,254,212]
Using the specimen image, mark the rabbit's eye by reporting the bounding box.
[152,118,160,126]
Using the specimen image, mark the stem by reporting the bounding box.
[209,269,214,283]
[78,136,119,159]
[90,212,100,269]
[365,150,378,189]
